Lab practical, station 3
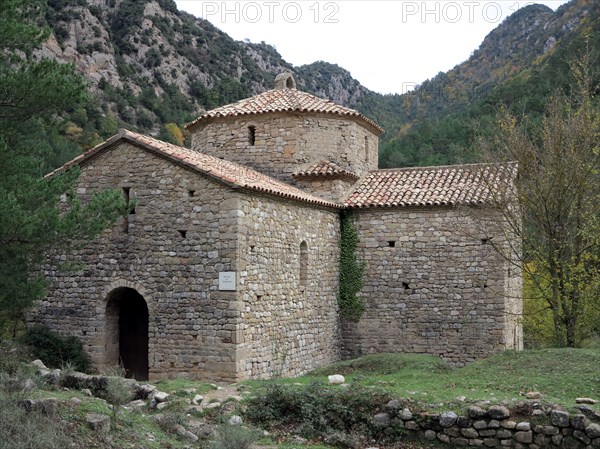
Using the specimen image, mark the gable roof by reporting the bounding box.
[185,88,384,134]
[293,160,359,180]
[48,129,341,209]
[345,162,517,208]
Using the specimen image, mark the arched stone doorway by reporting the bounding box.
[105,287,149,380]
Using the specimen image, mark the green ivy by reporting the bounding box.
[338,211,365,321]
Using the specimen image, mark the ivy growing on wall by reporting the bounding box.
[338,210,366,321]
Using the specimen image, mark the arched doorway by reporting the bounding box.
[105,287,149,380]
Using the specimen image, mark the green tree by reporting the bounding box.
[481,57,600,347]
[0,0,126,337]
[159,122,185,145]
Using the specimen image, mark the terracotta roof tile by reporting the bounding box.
[48,129,341,209]
[345,163,517,208]
[293,160,359,180]
[185,88,383,134]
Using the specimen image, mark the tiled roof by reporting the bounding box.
[185,88,384,134]
[293,160,359,180]
[47,129,341,209]
[345,163,517,208]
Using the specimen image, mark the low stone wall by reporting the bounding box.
[374,401,600,448]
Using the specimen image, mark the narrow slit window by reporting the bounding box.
[248,126,256,146]
[365,136,369,162]
[300,241,308,290]
[122,187,133,233]
[123,187,135,214]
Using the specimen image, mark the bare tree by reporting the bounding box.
[481,58,600,347]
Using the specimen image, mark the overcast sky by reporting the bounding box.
[174,0,571,94]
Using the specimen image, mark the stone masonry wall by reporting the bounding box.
[235,196,342,379]
[344,207,522,365]
[374,401,600,448]
[190,112,379,190]
[35,142,242,381]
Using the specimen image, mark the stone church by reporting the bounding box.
[36,73,522,381]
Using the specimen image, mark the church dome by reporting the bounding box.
[185,73,383,135]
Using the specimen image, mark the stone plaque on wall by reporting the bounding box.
[219,272,236,291]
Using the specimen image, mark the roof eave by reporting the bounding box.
[185,109,384,135]
[46,130,342,210]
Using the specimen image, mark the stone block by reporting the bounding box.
[474,420,488,430]
[87,413,110,433]
[570,414,588,430]
[488,406,510,420]
[373,413,390,427]
[462,428,479,438]
[440,411,458,427]
[479,429,496,437]
[586,423,600,438]
[437,433,451,443]
[424,430,436,440]
[551,410,570,427]
[496,429,512,439]
[469,406,488,419]
[514,431,533,444]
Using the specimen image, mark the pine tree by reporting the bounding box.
[0,0,125,337]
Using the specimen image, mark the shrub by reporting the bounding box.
[244,382,396,446]
[209,424,261,449]
[104,375,133,425]
[20,325,91,372]
[323,430,361,449]
[0,368,71,449]
[0,341,31,375]
[156,408,187,435]
[0,395,71,449]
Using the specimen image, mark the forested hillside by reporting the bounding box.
[380,0,600,167]
[36,0,600,169]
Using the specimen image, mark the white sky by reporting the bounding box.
[174,0,570,94]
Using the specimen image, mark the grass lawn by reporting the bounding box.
[249,348,600,412]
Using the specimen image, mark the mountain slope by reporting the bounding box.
[398,1,594,128]
[39,0,598,169]
[379,0,600,167]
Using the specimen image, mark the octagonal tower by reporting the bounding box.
[185,73,383,201]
